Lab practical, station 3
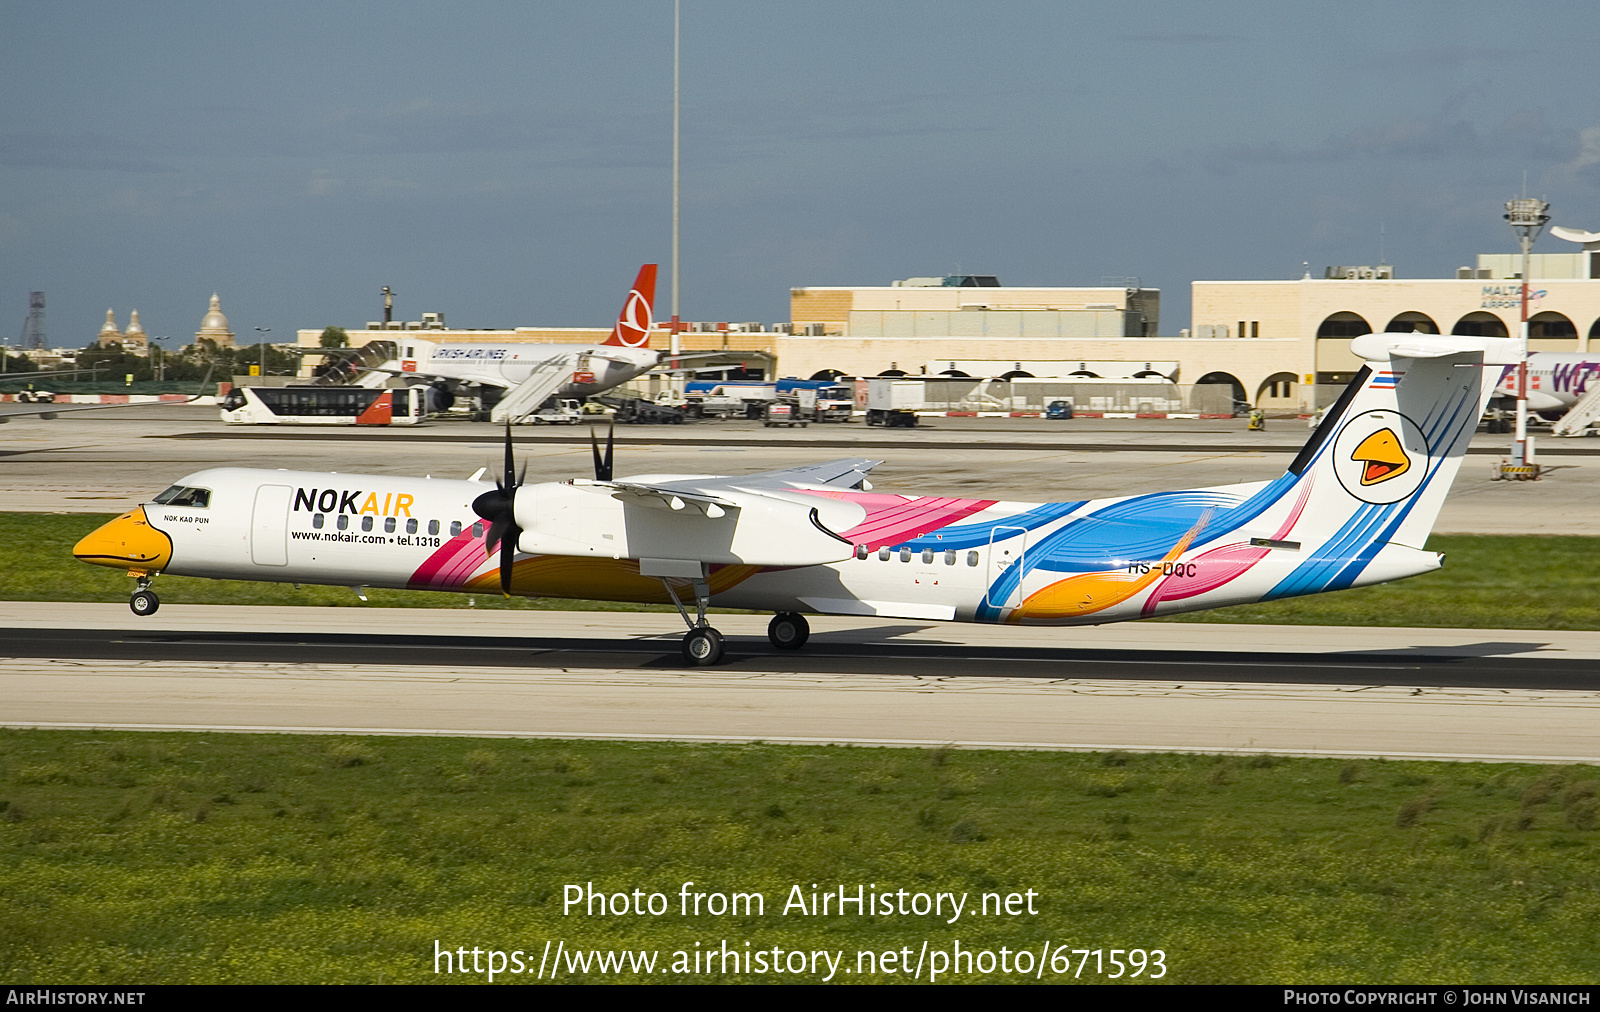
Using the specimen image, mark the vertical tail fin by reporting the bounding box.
[603,264,657,347]
[1262,333,1517,596]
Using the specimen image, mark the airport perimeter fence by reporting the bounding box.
[609,378,1237,415]
[892,379,1235,415]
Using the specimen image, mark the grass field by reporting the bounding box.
[13,512,1600,628]
[1,730,1597,984]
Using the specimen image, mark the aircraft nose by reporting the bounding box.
[73,507,173,571]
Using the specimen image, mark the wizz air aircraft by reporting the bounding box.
[75,332,1513,665]
[1493,351,1600,415]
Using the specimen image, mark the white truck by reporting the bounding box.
[527,398,583,425]
[864,378,920,427]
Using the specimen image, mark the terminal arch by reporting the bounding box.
[1384,312,1439,334]
[1255,372,1299,408]
[999,370,1035,380]
[1529,311,1577,342]
[1451,312,1509,338]
[808,369,845,382]
[1589,318,1600,352]
[1195,371,1246,408]
[1316,312,1373,339]
[876,368,908,377]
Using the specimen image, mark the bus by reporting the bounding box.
[220,385,429,425]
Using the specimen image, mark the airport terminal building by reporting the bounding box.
[782,251,1600,412]
[301,247,1600,413]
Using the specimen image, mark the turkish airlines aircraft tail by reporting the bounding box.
[603,264,657,348]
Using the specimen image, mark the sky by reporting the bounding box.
[4,0,1600,348]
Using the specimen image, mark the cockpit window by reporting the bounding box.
[152,486,210,508]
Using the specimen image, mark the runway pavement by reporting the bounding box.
[4,604,1597,763]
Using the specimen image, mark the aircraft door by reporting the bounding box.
[250,484,292,566]
[985,526,1028,609]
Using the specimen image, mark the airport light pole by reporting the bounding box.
[1504,197,1549,474]
[255,327,271,377]
[670,0,681,360]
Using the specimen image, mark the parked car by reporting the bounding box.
[1045,399,1073,419]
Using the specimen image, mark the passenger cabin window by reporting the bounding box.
[471,521,485,539]
[877,547,891,562]
[312,514,324,529]
[384,517,396,533]
[921,549,934,564]
[361,516,374,532]
[406,519,418,534]
[966,551,979,567]
[337,515,350,531]
[899,547,911,563]
[449,521,462,537]
[429,520,440,536]
[854,544,868,560]
[152,486,210,508]
[944,550,956,565]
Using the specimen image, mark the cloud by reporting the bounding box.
[306,169,343,197]
[0,130,180,173]
[1551,124,1600,189]
[1219,106,1577,167]
[1373,46,1539,68]
[1120,32,1242,44]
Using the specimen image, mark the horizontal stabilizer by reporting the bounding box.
[1350,332,1521,365]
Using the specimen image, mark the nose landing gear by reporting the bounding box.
[658,568,725,666]
[129,575,160,616]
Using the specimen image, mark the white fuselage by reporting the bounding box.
[132,463,1437,628]
[385,340,660,399]
[1493,352,1600,412]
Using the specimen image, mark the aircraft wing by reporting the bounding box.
[359,365,512,389]
[636,457,883,495]
[516,458,883,566]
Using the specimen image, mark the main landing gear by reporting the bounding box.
[656,571,814,665]
[129,575,159,616]
[767,612,809,650]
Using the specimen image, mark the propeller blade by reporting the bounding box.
[500,527,517,597]
[590,420,615,481]
[484,516,510,557]
[502,422,516,491]
[468,421,526,595]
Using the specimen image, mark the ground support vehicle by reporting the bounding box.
[600,395,685,424]
[526,398,583,425]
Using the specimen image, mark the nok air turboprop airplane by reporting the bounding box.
[75,332,1513,666]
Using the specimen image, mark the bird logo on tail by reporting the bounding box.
[606,264,657,348]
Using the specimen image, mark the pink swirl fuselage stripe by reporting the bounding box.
[1139,477,1315,616]
[408,533,488,590]
[798,490,996,547]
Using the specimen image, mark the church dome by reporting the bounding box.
[124,309,145,337]
[200,293,229,333]
[99,308,121,339]
[196,293,235,345]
